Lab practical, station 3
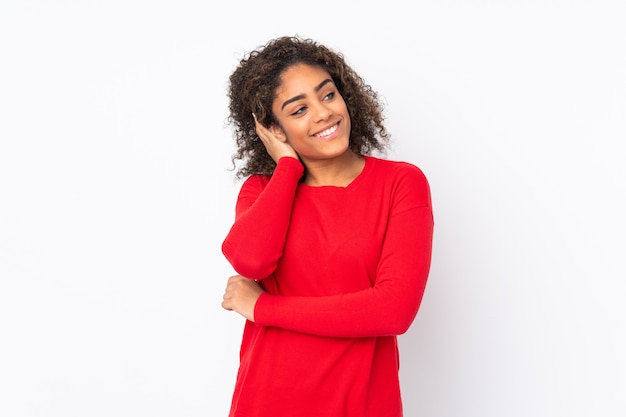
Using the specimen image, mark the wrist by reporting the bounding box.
[275,156,304,177]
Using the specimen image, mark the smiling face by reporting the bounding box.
[270,64,352,166]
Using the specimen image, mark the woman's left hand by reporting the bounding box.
[222,275,265,322]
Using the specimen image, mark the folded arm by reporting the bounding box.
[254,203,434,338]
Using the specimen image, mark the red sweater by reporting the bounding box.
[222,156,434,417]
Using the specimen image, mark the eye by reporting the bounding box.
[323,91,335,101]
[291,106,307,116]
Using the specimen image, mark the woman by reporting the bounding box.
[221,35,433,417]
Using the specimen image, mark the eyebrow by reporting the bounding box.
[280,78,334,111]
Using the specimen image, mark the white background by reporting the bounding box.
[1,1,624,416]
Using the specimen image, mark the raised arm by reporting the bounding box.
[221,157,304,279]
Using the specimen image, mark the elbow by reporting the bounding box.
[222,240,277,280]
[233,258,277,280]
[388,313,416,336]
[384,300,421,336]
[386,279,428,335]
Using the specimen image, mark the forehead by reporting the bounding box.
[275,64,333,96]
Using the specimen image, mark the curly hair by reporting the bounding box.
[226,35,390,179]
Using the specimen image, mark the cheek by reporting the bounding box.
[283,121,309,143]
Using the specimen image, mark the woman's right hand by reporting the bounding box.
[253,114,299,163]
[222,274,264,322]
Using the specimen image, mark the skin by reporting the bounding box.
[222,64,365,321]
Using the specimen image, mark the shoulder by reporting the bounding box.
[238,173,271,200]
[365,156,432,207]
[366,156,429,186]
[242,173,271,188]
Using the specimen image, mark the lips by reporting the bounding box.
[313,123,339,138]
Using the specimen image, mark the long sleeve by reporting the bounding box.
[221,157,304,280]
[253,163,434,338]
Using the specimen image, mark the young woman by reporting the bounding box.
[221,35,434,417]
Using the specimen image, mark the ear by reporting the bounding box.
[270,125,288,143]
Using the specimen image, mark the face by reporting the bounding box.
[270,64,351,165]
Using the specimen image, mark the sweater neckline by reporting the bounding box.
[299,155,374,192]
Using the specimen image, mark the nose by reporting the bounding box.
[311,100,332,122]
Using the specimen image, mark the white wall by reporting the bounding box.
[1,1,624,416]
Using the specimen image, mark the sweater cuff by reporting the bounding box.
[274,156,304,179]
[254,292,277,326]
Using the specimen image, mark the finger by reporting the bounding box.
[227,275,242,284]
[253,117,274,140]
[255,125,274,144]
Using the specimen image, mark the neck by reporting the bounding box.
[302,151,365,187]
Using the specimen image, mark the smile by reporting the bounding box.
[313,123,339,138]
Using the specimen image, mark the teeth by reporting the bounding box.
[315,124,337,137]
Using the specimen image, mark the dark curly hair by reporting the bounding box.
[226,35,390,178]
